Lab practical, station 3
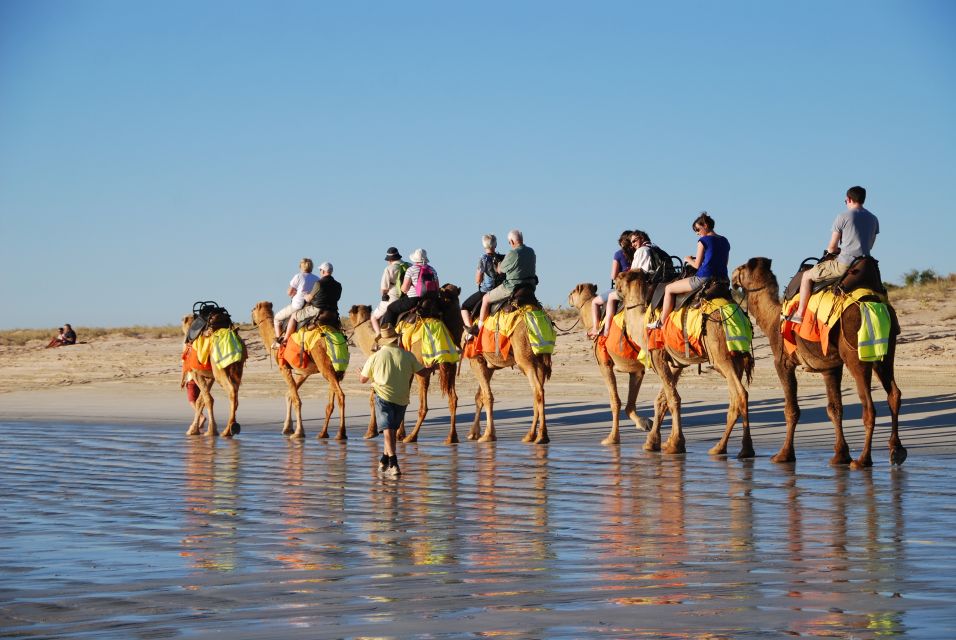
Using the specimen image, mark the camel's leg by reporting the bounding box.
[404,371,430,443]
[823,367,851,465]
[198,377,218,437]
[707,362,752,459]
[656,356,685,455]
[875,356,906,466]
[220,371,241,438]
[444,365,460,445]
[599,359,622,445]
[532,363,549,444]
[286,372,307,438]
[468,387,483,441]
[332,378,347,441]
[849,363,876,470]
[476,366,497,443]
[625,368,652,432]
[644,387,667,452]
[771,360,800,463]
[520,365,540,443]
[186,376,205,436]
[364,390,379,439]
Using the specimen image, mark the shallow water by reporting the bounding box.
[1,421,955,638]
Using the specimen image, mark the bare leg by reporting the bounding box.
[588,295,605,338]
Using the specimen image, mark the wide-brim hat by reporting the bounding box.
[409,248,428,264]
[384,247,402,261]
[376,325,400,346]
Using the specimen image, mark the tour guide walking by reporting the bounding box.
[358,325,424,476]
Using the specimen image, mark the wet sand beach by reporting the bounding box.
[1,294,955,638]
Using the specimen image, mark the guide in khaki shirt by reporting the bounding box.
[359,344,423,406]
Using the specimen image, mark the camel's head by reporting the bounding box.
[251,301,274,326]
[181,314,195,335]
[440,283,461,301]
[568,283,598,310]
[349,304,372,325]
[732,257,775,293]
[616,270,653,308]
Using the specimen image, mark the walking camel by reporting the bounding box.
[348,283,464,444]
[180,313,245,438]
[568,283,653,444]
[617,270,755,457]
[731,257,905,468]
[251,301,347,440]
[466,290,553,444]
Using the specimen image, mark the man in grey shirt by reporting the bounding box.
[792,186,879,323]
[477,229,537,327]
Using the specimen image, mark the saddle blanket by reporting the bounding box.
[191,328,243,370]
[466,305,556,359]
[782,287,888,358]
[397,318,460,366]
[282,325,349,372]
[598,310,640,364]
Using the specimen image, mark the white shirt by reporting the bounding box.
[290,272,320,309]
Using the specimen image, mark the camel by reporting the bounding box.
[251,301,347,440]
[180,313,245,438]
[348,284,464,444]
[568,283,653,444]
[731,257,906,469]
[466,292,553,444]
[617,270,755,457]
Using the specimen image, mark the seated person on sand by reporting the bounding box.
[279,262,342,345]
[62,324,76,345]
[46,327,66,349]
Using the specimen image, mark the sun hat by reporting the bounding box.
[409,248,428,264]
[376,325,400,346]
[384,247,402,261]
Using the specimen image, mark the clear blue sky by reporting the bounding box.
[2,1,954,329]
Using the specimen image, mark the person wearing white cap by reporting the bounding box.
[380,248,439,329]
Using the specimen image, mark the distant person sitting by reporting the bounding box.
[46,328,66,349]
[62,324,76,345]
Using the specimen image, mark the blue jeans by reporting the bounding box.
[374,396,408,431]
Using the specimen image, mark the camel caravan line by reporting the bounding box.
[180,255,905,469]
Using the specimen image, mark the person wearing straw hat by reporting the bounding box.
[358,325,423,477]
[380,248,439,329]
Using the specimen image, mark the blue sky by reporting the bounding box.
[1,1,954,329]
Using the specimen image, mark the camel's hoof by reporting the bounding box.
[662,442,685,455]
[291,431,305,439]
[890,447,908,466]
[829,453,852,466]
[402,435,418,444]
[186,428,200,437]
[466,432,479,441]
[335,434,347,441]
[643,441,661,452]
[317,432,329,440]
[736,448,756,460]
[221,429,234,439]
[205,430,218,438]
[636,416,653,432]
[534,435,550,445]
[850,458,873,471]
[601,435,621,446]
[478,434,496,443]
[771,451,795,464]
[282,428,294,436]
[708,445,728,456]
[364,431,379,440]
[445,434,459,445]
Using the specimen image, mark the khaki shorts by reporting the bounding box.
[808,259,850,282]
[485,283,513,304]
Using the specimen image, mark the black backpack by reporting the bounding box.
[646,245,679,283]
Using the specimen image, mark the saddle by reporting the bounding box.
[395,293,443,327]
[187,301,232,342]
[782,255,885,302]
[292,306,341,331]
[488,285,541,317]
[647,267,731,314]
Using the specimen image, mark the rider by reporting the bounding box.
[273,258,320,344]
[461,234,504,333]
[279,262,342,346]
[790,186,879,324]
[372,247,410,335]
[587,230,634,338]
[649,212,730,330]
[477,229,537,328]
[380,248,439,329]
[594,230,664,338]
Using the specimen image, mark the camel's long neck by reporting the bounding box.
[747,287,786,356]
[257,312,278,349]
[352,319,377,356]
[577,297,596,333]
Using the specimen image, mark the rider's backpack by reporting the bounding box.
[415,264,440,297]
[646,245,678,283]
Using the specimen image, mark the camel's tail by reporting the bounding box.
[335,370,345,382]
[740,351,755,386]
[438,362,456,398]
[540,353,553,382]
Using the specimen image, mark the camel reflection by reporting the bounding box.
[181,438,241,575]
